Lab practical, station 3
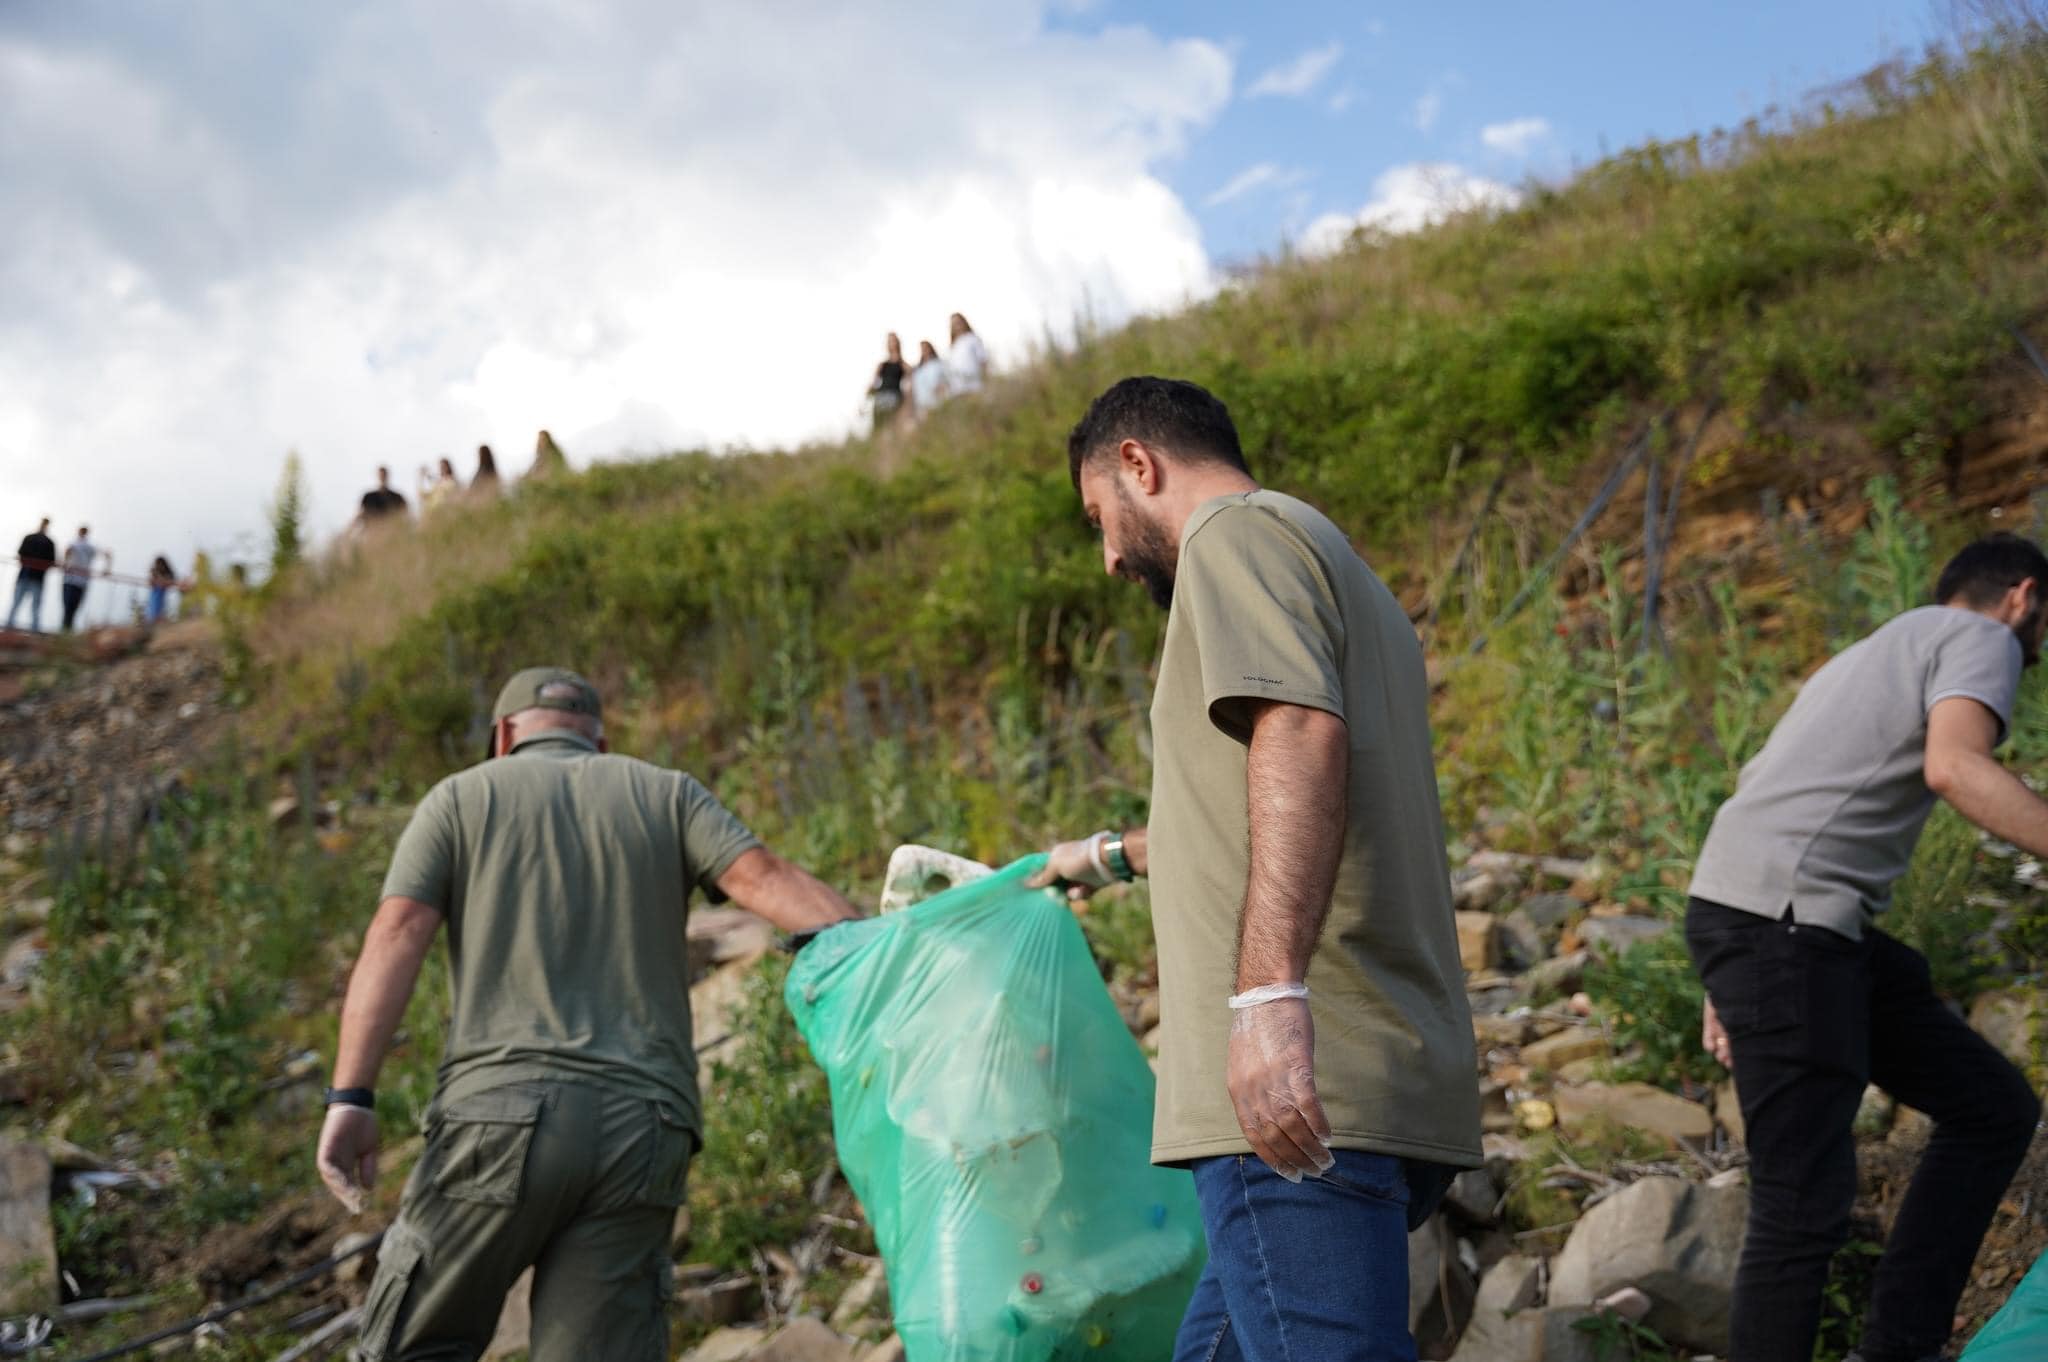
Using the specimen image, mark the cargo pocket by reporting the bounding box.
[356,1223,426,1361]
[431,1087,545,1206]
[635,1103,695,1208]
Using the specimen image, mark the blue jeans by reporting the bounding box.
[1172,1151,1454,1362]
[7,575,41,632]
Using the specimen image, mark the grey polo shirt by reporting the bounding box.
[1690,605,2022,940]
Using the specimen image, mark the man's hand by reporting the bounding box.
[1702,996,1732,1068]
[1025,833,1116,902]
[1226,996,1334,1182]
[316,1105,379,1214]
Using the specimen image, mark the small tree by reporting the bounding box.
[269,451,308,580]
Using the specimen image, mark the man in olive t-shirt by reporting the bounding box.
[1686,536,2048,1362]
[316,667,861,1362]
[1035,378,1480,1362]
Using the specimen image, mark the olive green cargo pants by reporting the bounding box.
[356,1080,692,1362]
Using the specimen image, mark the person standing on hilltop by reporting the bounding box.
[1687,534,2048,1362]
[7,517,56,633]
[317,668,861,1362]
[418,457,462,516]
[1030,378,1481,1361]
[528,429,567,479]
[908,338,948,420]
[945,312,988,396]
[471,444,501,499]
[357,466,410,527]
[146,555,179,626]
[868,332,907,434]
[60,525,101,633]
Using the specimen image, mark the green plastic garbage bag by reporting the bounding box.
[1961,1251,2048,1360]
[786,855,1204,1361]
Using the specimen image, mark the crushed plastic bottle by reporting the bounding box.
[787,854,1203,1361]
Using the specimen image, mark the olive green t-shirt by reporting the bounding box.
[380,732,761,1138]
[1147,490,1481,1168]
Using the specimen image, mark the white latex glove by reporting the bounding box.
[316,1105,379,1214]
[1024,832,1117,902]
[1227,996,1334,1182]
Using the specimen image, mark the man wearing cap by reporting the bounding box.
[317,668,861,1361]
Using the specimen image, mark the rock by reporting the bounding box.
[688,908,778,978]
[1444,1167,1502,1227]
[1553,1082,1713,1146]
[1970,989,2042,1069]
[2,931,46,990]
[1409,1216,1475,1355]
[1854,1084,1896,1139]
[1514,1098,1557,1133]
[333,1230,381,1287]
[1515,893,1580,937]
[1135,990,1162,1033]
[1547,1175,1746,1355]
[10,897,53,928]
[686,1326,775,1362]
[0,1139,56,1315]
[1479,1082,1515,1134]
[1517,952,1588,1001]
[481,1267,532,1360]
[1519,1028,1606,1072]
[1553,1057,1603,1086]
[1457,912,1502,972]
[267,794,301,827]
[1574,915,1670,957]
[678,1274,759,1327]
[857,1338,905,1362]
[1474,1012,1533,1048]
[1448,1254,1543,1362]
[1497,911,1549,970]
[1453,868,1515,914]
[753,1317,855,1362]
[1538,1307,1607,1362]
[691,958,760,1090]
[829,1260,890,1330]
[1713,1078,1745,1145]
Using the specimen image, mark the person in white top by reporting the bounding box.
[60,526,101,633]
[418,457,463,517]
[909,339,949,418]
[946,312,988,396]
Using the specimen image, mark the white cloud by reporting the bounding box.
[1327,87,1359,115]
[1412,89,1443,132]
[1481,116,1553,156]
[1245,41,1342,99]
[0,2,1231,596]
[1299,162,1519,254]
[1205,162,1308,207]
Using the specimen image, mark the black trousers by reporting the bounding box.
[1686,899,2037,1362]
[60,582,86,631]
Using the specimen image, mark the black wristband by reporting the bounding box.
[323,1087,376,1110]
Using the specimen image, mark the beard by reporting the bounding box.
[1115,483,1178,611]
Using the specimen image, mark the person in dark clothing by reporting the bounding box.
[1686,533,2048,1362]
[359,466,410,523]
[472,445,501,498]
[868,332,907,434]
[7,518,55,633]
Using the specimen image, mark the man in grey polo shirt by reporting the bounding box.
[1686,534,2048,1362]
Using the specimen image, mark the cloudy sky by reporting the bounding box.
[2,0,1935,617]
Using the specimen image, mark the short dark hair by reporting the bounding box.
[1936,532,2048,607]
[1067,377,1249,489]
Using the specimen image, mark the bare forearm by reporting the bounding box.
[1236,706,1348,991]
[333,898,442,1089]
[1937,752,2048,858]
[1118,827,1149,877]
[718,848,862,932]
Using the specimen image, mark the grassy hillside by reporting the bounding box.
[11,26,2048,1359]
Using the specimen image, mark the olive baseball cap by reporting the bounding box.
[490,666,603,726]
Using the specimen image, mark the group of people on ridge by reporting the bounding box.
[354,432,568,532]
[316,376,2040,1362]
[866,313,987,433]
[8,517,185,633]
